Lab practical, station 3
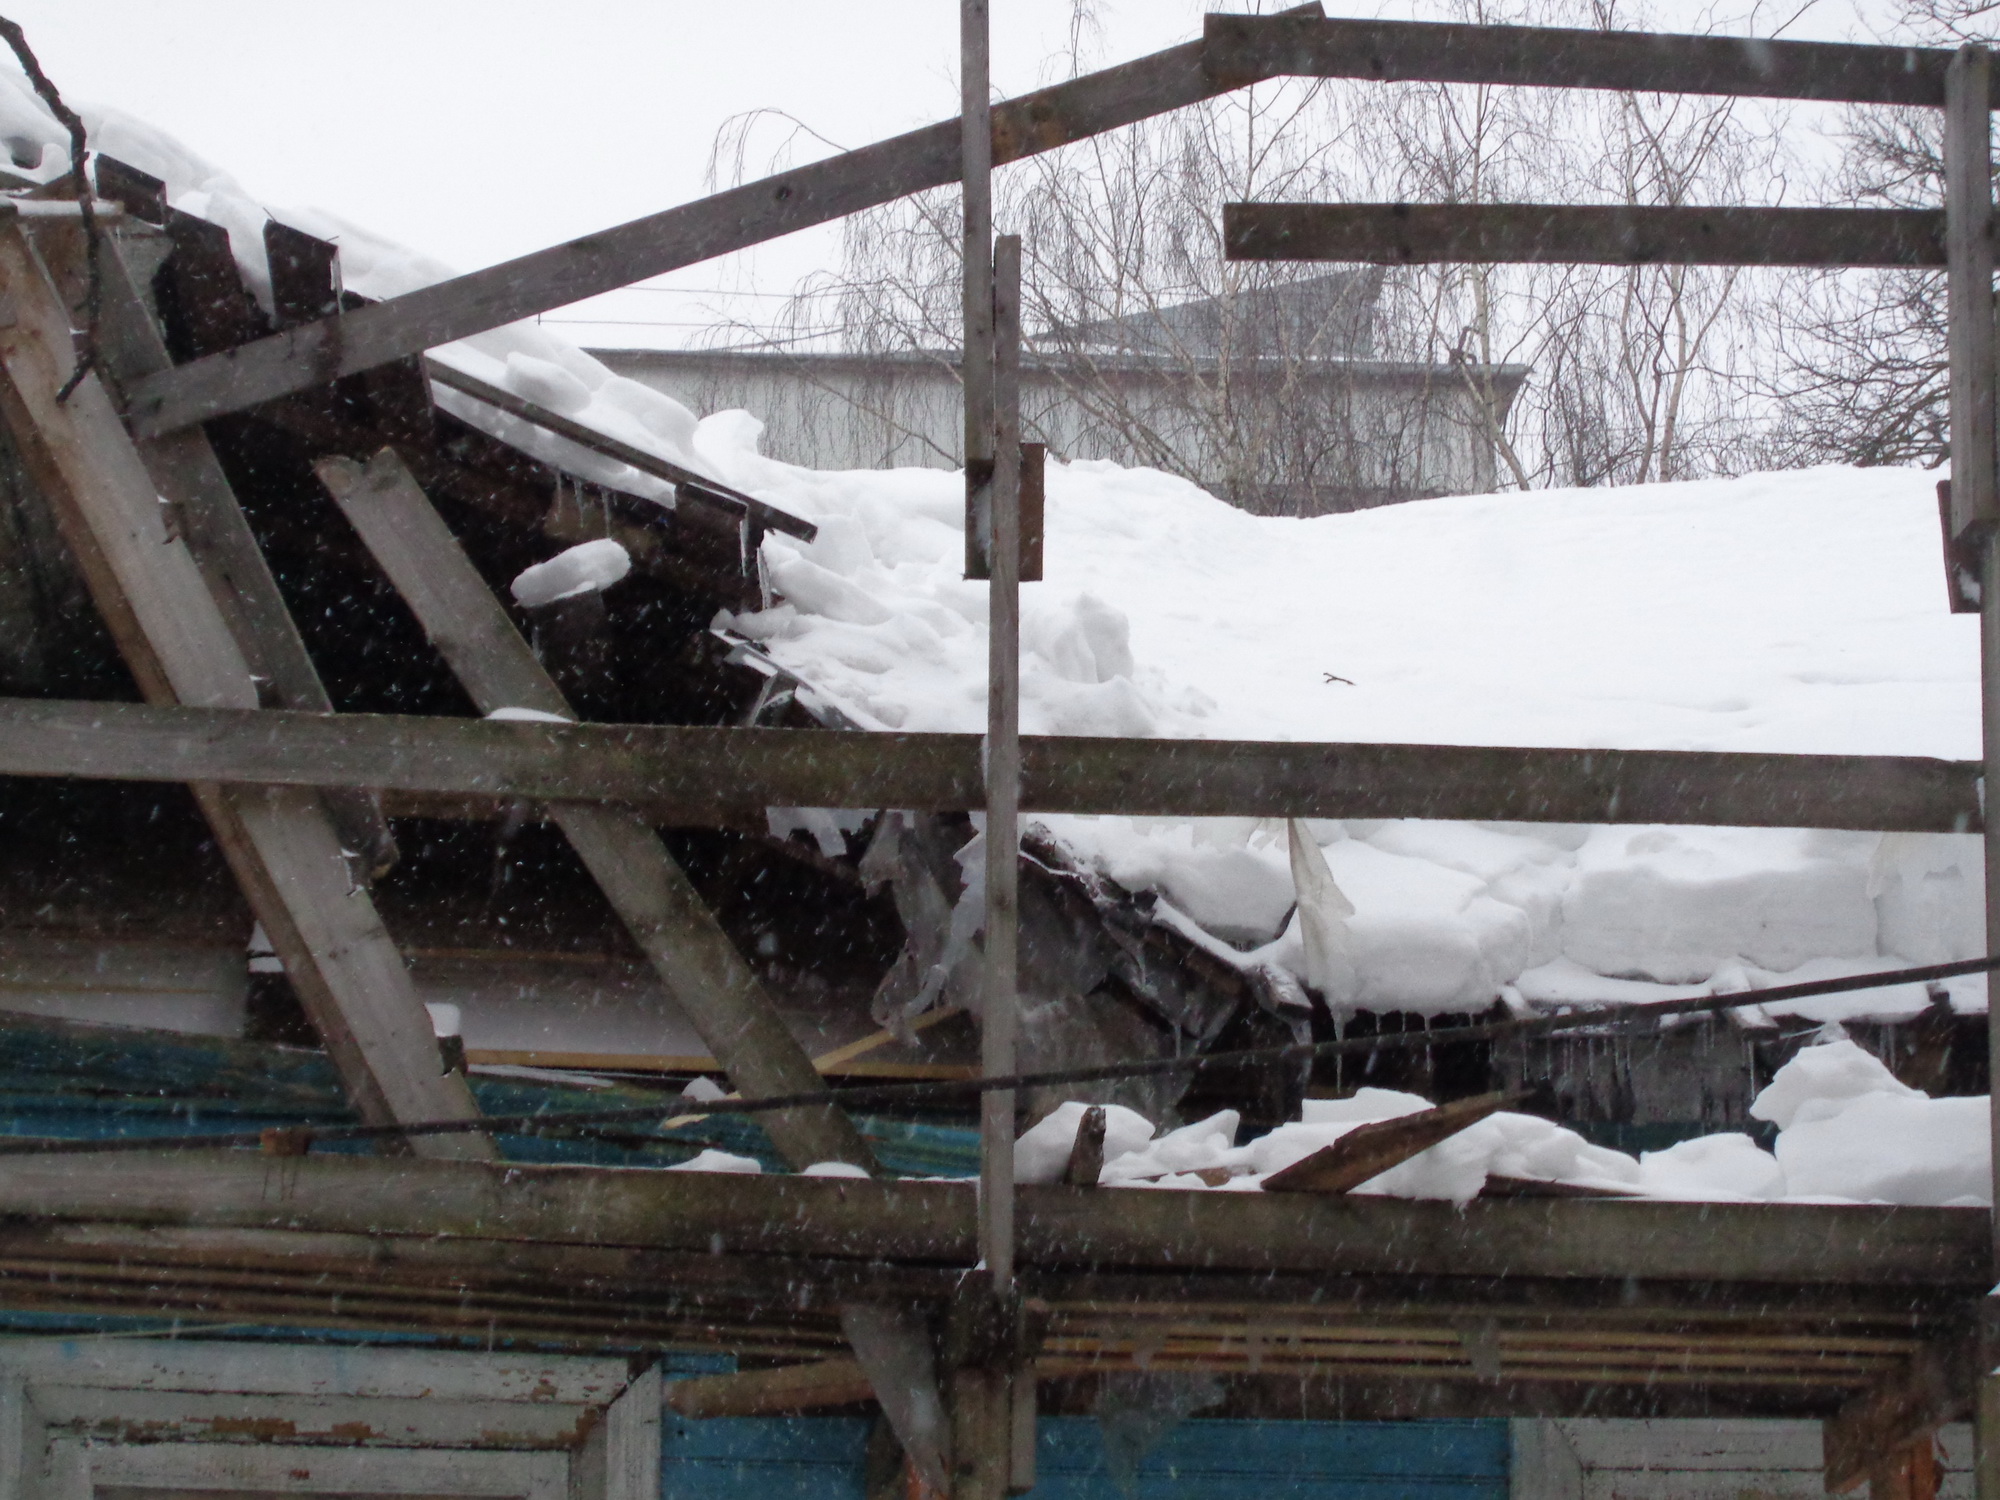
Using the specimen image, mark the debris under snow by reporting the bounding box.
[1022,1036,1991,1207]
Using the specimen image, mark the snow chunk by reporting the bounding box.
[1562,827,1879,983]
[668,1149,762,1174]
[803,1161,872,1179]
[1750,1038,1918,1130]
[511,539,631,609]
[486,707,572,723]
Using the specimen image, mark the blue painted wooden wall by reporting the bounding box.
[661,1416,1509,1500]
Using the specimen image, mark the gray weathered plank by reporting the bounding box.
[0,1151,1983,1288]
[0,696,1980,833]
[1203,12,1958,104]
[315,448,872,1172]
[54,223,398,876]
[1944,49,1995,542]
[0,227,488,1157]
[1225,202,1948,267]
[119,17,1318,437]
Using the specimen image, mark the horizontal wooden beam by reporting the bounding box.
[0,1151,1983,1288]
[666,1358,876,1417]
[1204,12,1958,105]
[0,697,1978,831]
[119,17,1311,438]
[1225,203,1947,267]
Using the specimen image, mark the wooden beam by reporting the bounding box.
[316,448,873,1174]
[0,228,490,1158]
[1262,1092,1523,1194]
[0,1152,1983,1288]
[1224,202,1947,267]
[1203,12,1958,104]
[0,697,1979,833]
[120,15,1325,438]
[56,223,398,877]
[1824,1337,1974,1493]
[667,1358,876,1417]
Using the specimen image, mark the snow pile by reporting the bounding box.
[511,539,631,608]
[1016,1036,1991,1207]
[689,410,1984,1022]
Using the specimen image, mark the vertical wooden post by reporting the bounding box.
[1947,46,1994,547]
[1954,48,2000,1500]
[982,233,1022,1288]
[962,0,996,579]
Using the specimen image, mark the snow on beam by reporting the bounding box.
[1204,12,1959,104]
[1224,203,1948,268]
[0,696,1978,833]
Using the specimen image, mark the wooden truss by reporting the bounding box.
[0,10,1994,1500]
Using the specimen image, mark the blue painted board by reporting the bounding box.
[660,1417,1509,1500]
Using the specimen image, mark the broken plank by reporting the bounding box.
[315,448,872,1173]
[1224,203,1946,267]
[1262,1092,1526,1194]
[0,697,1981,834]
[1061,1107,1108,1188]
[1203,12,1957,104]
[119,17,1319,437]
[667,1358,877,1418]
[0,228,489,1158]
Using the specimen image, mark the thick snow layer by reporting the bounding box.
[693,414,1984,1020]
[1017,1038,1991,1206]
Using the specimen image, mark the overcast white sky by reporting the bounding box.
[4,0,1893,348]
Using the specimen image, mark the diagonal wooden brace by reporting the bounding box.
[315,447,873,1173]
[0,227,488,1157]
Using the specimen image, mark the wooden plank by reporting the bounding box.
[0,697,1978,833]
[1224,203,1947,267]
[982,233,1023,1284]
[0,227,489,1157]
[666,1358,875,1417]
[1263,1092,1524,1194]
[61,222,397,876]
[315,448,872,1173]
[1203,12,1958,104]
[0,1152,1983,1288]
[423,358,814,542]
[1061,1107,1108,1188]
[1824,1337,1973,1492]
[30,1386,597,1449]
[118,18,1317,438]
[962,0,997,582]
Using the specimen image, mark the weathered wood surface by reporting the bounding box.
[0,1152,1982,1287]
[0,229,489,1157]
[1824,1338,1973,1492]
[1262,1091,1523,1194]
[424,358,815,542]
[666,1358,875,1417]
[69,223,398,876]
[120,12,1328,438]
[1945,51,1996,542]
[0,697,1979,832]
[317,449,872,1173]
[1225,202,1948,267]
[1204,12,1959,103]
